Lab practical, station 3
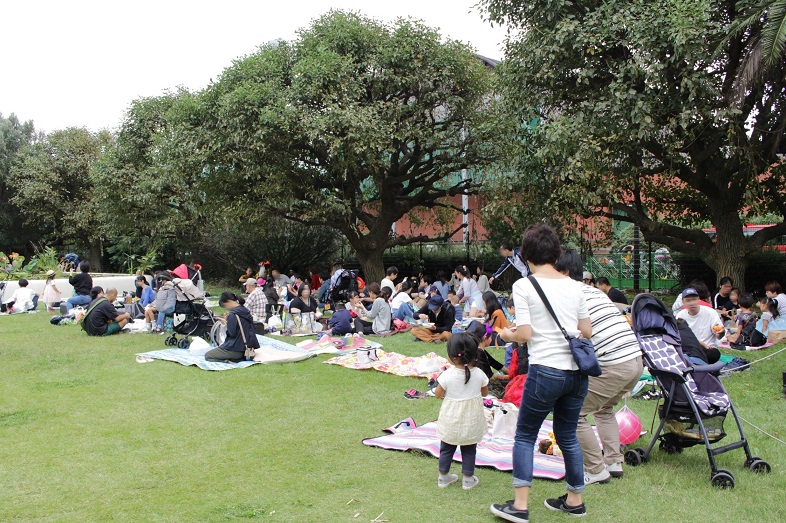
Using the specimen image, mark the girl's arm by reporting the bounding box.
[480,384,488,396]
[434,384,446,399]
[366,299,381,319]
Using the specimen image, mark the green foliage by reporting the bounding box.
[0,113,37,251]
[184,10,503,281]
[479,0,786,289]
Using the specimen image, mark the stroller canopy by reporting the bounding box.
[631,294,681,347]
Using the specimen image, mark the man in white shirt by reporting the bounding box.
[380,266,399,294]
[676,288,725,348]
[2,278,39,313]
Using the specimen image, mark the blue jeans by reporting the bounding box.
[66,294,91,312]
[512,364,588,493]
[156,306,175,328]
[393,303,414,322]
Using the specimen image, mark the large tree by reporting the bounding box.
[481,0,786,290]
[183,10,501,282]
[0,113,37,251]
[10,128,111,269]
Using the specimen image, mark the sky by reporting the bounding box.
[0,0,508,134]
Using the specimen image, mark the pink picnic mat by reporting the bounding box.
[363,419,568,480]
[324,350,450,378]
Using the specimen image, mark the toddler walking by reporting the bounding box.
[434,332,489,490]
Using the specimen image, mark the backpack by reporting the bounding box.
[730,312,758,349]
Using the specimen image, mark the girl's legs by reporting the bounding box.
[156,306,175,329]
[438,442,459,488]
[459,444,477,476]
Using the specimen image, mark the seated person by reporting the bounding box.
[144,273,176,332]
[596,277,628,305]
[205,292,259,362]
[288,284,323,333]
[676,318,720,365]
[722,287,740,321]
[345,291,367,317]
[2,278,39,313]
[504,298,516,366]
[243,279,268,322]
[238,267,255,291]
[286,273,305,301]
[390,280,417,321]
[764,280,786,318]
[82,287,131,336]
[713,277,734,312]
[354,284,392,335]
[66,261,93,312]
[446,290,463,322]
[327,303,355,335]
[411,294,455,343]
[675,287,724,353]
[483,291,509,346]
[727,293,757,346]
[136,275,156,307]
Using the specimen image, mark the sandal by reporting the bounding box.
[404,389,428,400]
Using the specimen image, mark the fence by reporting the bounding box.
[585,252,680,291]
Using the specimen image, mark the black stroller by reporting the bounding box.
[163,279,215,349]
[625,294,770,488]
[327,269,358,305]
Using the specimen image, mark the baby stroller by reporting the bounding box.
[625,294,770,488]
[163,278,215,349]
[327,269,358,305]
[171,263,204,291]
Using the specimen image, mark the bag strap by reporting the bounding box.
[80,297,107,328]
[236,312,250,348]
[526,275,571,342]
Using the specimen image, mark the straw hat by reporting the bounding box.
[46,270,56,277]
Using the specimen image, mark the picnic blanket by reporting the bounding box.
[324,350,449,378]
[363,419,568,479]
[136,335,312,370]
[718,340,774,351]
[296,335,381,355]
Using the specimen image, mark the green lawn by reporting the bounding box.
[1,308,785,522]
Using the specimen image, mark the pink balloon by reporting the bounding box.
[616,407,643,445]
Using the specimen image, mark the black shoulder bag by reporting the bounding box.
[527,276,602,377]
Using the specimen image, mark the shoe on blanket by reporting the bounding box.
[404,389,427,400]
[490,501,529,523]
[383,418,417,434]
[438,473,458,488]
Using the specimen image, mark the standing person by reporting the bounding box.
[488,243,531,286]
[555,248,643,484]
[491,224,592,522]
[476,265,491,293]
[41,270,62,311]
[595,277,628,305]
[65,261,93,312]
[455,265,485,317]
[354,283,392,335]
[412,294,456,343]
[434,332,489,490]
[205,292,259,362]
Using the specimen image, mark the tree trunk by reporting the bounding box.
[707,212,749,292]
[357,247,385,284]
[706,252,748,294]
[87,240,103,272]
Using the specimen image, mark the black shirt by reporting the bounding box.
[84,298,119,336]
[289,297,317,313]
[607,287,628,305]
[69,272,93,296]
[713,292,732,310]
[677,320,707,363]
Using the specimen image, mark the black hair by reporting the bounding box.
[398,280,413,293]
[136,275,147,284]
[219,291,245,307]
[521,223,561,265]
[421,274,433,285]
[730,287,740,297]
[18,278,29,287]
[596,276,611,286]
[447,289,457,296]
[688,279,711,301]
[768,298,780,318]
[297,283,311,299]
[378,287,392,301]
[765,281,783,295]
[758,295,769,304]
[719,276,734,286]
[482,291,501,316]
[367,282,381,296]
[738,293,755,309]
[446,332,480,384]
[454,265,469,277]
[554,248,583,281]
[500,242,514,251]
[436,270,448,283]
[90,286,103,300]
[46,273,55,281]
[385,266,399,277]
[346,290,359,300]
[79,261,90,273]
[506,297,515,308]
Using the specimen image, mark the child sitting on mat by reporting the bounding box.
[434,332,488,490]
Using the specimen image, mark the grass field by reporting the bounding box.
[1,305,785,522]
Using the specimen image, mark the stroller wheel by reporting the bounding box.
[659,440,682,454]
[748,459,771,474]
[711,470,735,489]
[178,338,191,349]
[165,336,177,346]
[743,455,762,468]
[624,447,646,466]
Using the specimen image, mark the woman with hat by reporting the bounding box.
[205,291,259,362]
[42,270,62,311]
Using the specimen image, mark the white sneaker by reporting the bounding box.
[462,475,479,490]
[584,467,611,485]
[606,462,623,478]
[438,473,458,488]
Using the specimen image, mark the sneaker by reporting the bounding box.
[606,462,623,478]
[438,473,458,488]
[544,494,586,517]
[490,501,529,523]
[584,467,611,485]
[462,475,479,490]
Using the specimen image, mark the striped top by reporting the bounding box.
[580,283,641,366]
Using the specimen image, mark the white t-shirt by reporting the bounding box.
[512,275,589,371]
[380,277,395,294]
[389,291,413,310]
[460,277,484,310]
[774,293,786,319]
[7,287,36,310]
[580,284,641,366]
[437,366,488,400]
[676,306,724,347]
